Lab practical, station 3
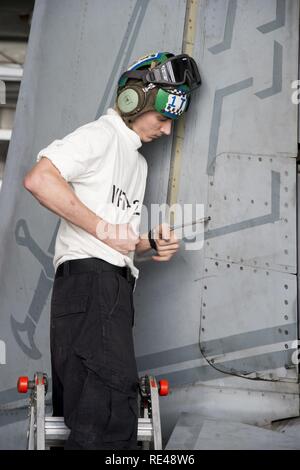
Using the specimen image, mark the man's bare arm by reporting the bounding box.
[135,235,151,255]
[24,157,102,238]
[23,157,139,254]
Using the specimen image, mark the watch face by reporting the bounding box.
[117,89,139,113]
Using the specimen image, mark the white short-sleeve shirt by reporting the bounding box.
[36,108,148,280]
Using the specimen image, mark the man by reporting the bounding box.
[23,51,201,450]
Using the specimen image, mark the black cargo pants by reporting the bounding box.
[50,257,139,450]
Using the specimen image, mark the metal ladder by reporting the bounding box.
[17,372,169,450]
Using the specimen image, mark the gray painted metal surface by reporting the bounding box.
[269,416,300,437]
[158,378,299,444]
[135,0,300,444]
[166,413,300,450]
[0,0,299,450]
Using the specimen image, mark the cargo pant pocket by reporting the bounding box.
[51,293,90,374]
[102,388,138,443]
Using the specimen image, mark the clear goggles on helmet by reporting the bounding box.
[120,54,201,92]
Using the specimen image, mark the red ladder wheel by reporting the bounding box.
[17,376,29,394]
[158,379,169,396]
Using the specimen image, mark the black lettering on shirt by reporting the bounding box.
[112,184,139,213]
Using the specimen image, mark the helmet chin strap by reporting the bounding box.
[119,112,136,129]
[113,105,133,128]
[124,117,134,129]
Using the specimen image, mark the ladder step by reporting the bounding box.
[44,416,154,446]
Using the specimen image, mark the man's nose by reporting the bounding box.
[161,119,172,135]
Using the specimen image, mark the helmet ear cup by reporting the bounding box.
[117,85,146,116]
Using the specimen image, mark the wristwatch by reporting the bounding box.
[148,229,157,251]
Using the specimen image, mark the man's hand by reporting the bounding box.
[96,220,140,255]
[151,223,180,262]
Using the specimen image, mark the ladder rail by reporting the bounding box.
[27,402,35,450]
[36,382,45,450]
[149,376,162,450]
